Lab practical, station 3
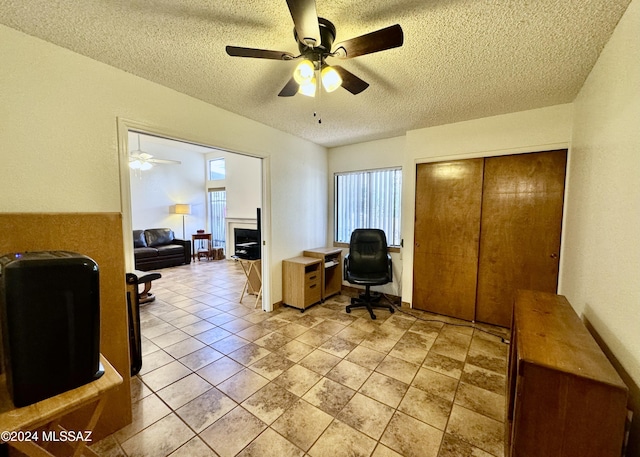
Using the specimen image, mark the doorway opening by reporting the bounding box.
[117,119,270,310]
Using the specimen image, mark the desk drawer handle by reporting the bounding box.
[309,275,317,280]
[309,284,317,289]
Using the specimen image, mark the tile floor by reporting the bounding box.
[93,259,511,457]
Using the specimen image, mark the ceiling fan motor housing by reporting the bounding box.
[296,17,336,60]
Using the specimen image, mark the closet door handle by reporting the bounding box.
[550,253,558,259]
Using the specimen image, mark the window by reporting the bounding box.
[209,189,227,250]
[209,158,226,180]
[335,167,402,246]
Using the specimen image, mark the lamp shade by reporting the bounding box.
[321,66,342,92]
[174,204,191,215]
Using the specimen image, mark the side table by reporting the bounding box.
[191,233,212,261]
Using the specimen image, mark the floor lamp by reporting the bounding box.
[173,204,191,239]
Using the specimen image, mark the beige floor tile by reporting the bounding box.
[197,356,244,385]
[271,400,333,451]
[345,345,386,370]
[299,348,342,375]
[412,366,459,402]
[236,323,273,341]
[318,335,357,358]
[237,428,304,457]
[276,339,316,362]
[156,373,213,410]
[446,405,504,457]
[326,359,373,390]
[138,349,174,376]
[217,367,269,402]
[121,413,194,457]
[274,364,323,397]
[337,393,395,440]
[309,419,377,457]
[209,334,250,354]
[438,433,496,457]
[254,331,293,350]
[303,377,356,416]
[454,382,505,422]
[430,331,472,362]
[248,351,295,380]
[175,387,236,433]
[178,346,224,371]
[242,382,299,424]
[194,326,234,345]
[200,406,267,457]
[460,364,506,395]
[422,352,465,379]
[359,372,408,409]
[380,411,443,457]
[228,342,271,366]
[163,336,207,359]
[398,386,452,430]
[140,360,192,391]
[168,436,219,457]
[375,355,419,384]
[371,444,403,457]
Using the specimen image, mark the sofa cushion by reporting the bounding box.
[155,244,185,256]
[145,228,175,247]
[134,247,159,259]
[133,230,147,248]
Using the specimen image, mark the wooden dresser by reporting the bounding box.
[506,290,628,457]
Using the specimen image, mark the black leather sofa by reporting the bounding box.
[133,228,191,271]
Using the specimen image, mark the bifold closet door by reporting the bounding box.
[475,150,567,327]
[412,159,484,321]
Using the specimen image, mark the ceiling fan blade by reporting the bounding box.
[278,77,299,97]
[286,0,321,47]
[226,46,295,60]
[148,158,182,165]
[332,66,369,95]
[333,24,404,59]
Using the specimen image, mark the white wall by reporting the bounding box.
[328,136,406,296]
[130,133,207,239]
[402,104,574,303]
[561,0,640,385]
[0,24,327,306]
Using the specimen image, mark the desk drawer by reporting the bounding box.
[305,282,322,306]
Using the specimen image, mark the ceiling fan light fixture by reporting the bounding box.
[129,160,142,170]
[293,59,315,84]
[321,66,342,92]
[298,77,317,97]
[139,161,153,171]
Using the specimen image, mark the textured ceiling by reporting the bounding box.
[0,0,631,147]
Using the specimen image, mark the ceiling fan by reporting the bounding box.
[129,134,181,171]
[225,0,404,97]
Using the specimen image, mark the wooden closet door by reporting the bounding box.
[475,150,567,327]
[413,159,484,321]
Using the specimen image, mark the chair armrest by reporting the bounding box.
[344,254,350,280]
[387,254,393,281]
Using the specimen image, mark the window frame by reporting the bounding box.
[333,166,402,250]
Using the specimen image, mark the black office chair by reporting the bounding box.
[344,229,395,320]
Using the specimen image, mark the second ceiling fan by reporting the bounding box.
[225,0,404,97]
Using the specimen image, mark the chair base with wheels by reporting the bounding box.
[346,285,394,320]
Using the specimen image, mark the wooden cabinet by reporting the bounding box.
[413,150,567,327]
[506,290,628,457]
[303,247,342,300]
[282,256,322,311]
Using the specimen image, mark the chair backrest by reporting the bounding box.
[348,229,389,274]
